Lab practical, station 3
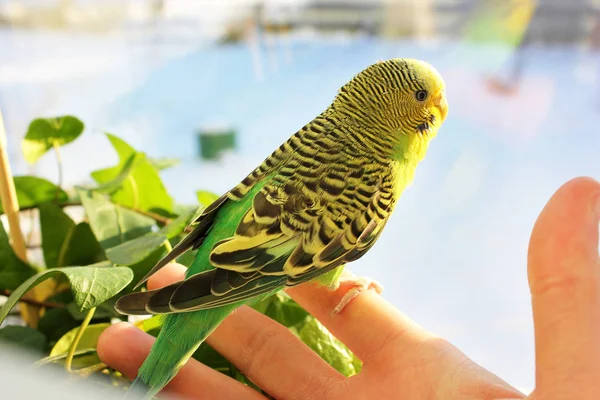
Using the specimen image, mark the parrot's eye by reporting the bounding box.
[415,90,428,101]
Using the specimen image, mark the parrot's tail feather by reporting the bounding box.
[125,377,155,399]
[127,307,237,397]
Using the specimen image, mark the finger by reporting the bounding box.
[147,263,187,290]
[97,323,265,400]
[528,177,600,396]
[287,275,434,365]
[146,264,345,400]
[207,306,344,400]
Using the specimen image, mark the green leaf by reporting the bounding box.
[91,134,173,213]
[22,116,84,163]
[253,293,362,377]
[0,262,133,324]
[0,176,68,214]
[294,317,362,377]
[253,292,310,328]
[159,207,198,239]
[50,323,110,356]
[76,187,155,250]
[0,325,47,353]
[63,264,133,312]
[40,203,105,268]
[196,190,220,207]
[67,223,105,265]
[38,308,80,347]
[93,153,141,194]
[0,221,36,291]
[105,232,167,266]
[48,323,107,369]
[150,157,180,171]
[39,202,75,268]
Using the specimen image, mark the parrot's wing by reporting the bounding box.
[115,179,392,315]
[119,171,394,314]
[132,193,230,290]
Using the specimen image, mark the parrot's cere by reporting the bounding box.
[115,58,448,398]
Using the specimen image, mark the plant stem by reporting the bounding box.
[65,307,96,372]
[0,111,27,262]
[53,142,63,200]
[164,239,173,252]
[0,109,42,327]
[0,289,64,308]
[26,209,36,245]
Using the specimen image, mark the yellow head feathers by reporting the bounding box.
[334,58,448,139]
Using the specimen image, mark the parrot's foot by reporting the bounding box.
[332,276,384,315]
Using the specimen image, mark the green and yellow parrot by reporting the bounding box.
[115,58,448,398]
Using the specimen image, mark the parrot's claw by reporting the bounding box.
[332,276,384,315]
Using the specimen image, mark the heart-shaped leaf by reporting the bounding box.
[39,203,104,268]
[64,265,133,312]
[91,134,173,213]
[105,232,167,266]
[76,187,155,250]
[22,116,84,163]
[0,262,133,325]
[92,153,141,195]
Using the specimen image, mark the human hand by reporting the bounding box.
[97,177,600,399]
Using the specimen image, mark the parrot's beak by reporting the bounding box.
[434,90,448,121]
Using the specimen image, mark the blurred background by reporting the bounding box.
[1,0,600,393]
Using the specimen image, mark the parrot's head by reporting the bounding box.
[334,58,448,145]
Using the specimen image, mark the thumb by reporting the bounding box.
[528,176,600,399]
